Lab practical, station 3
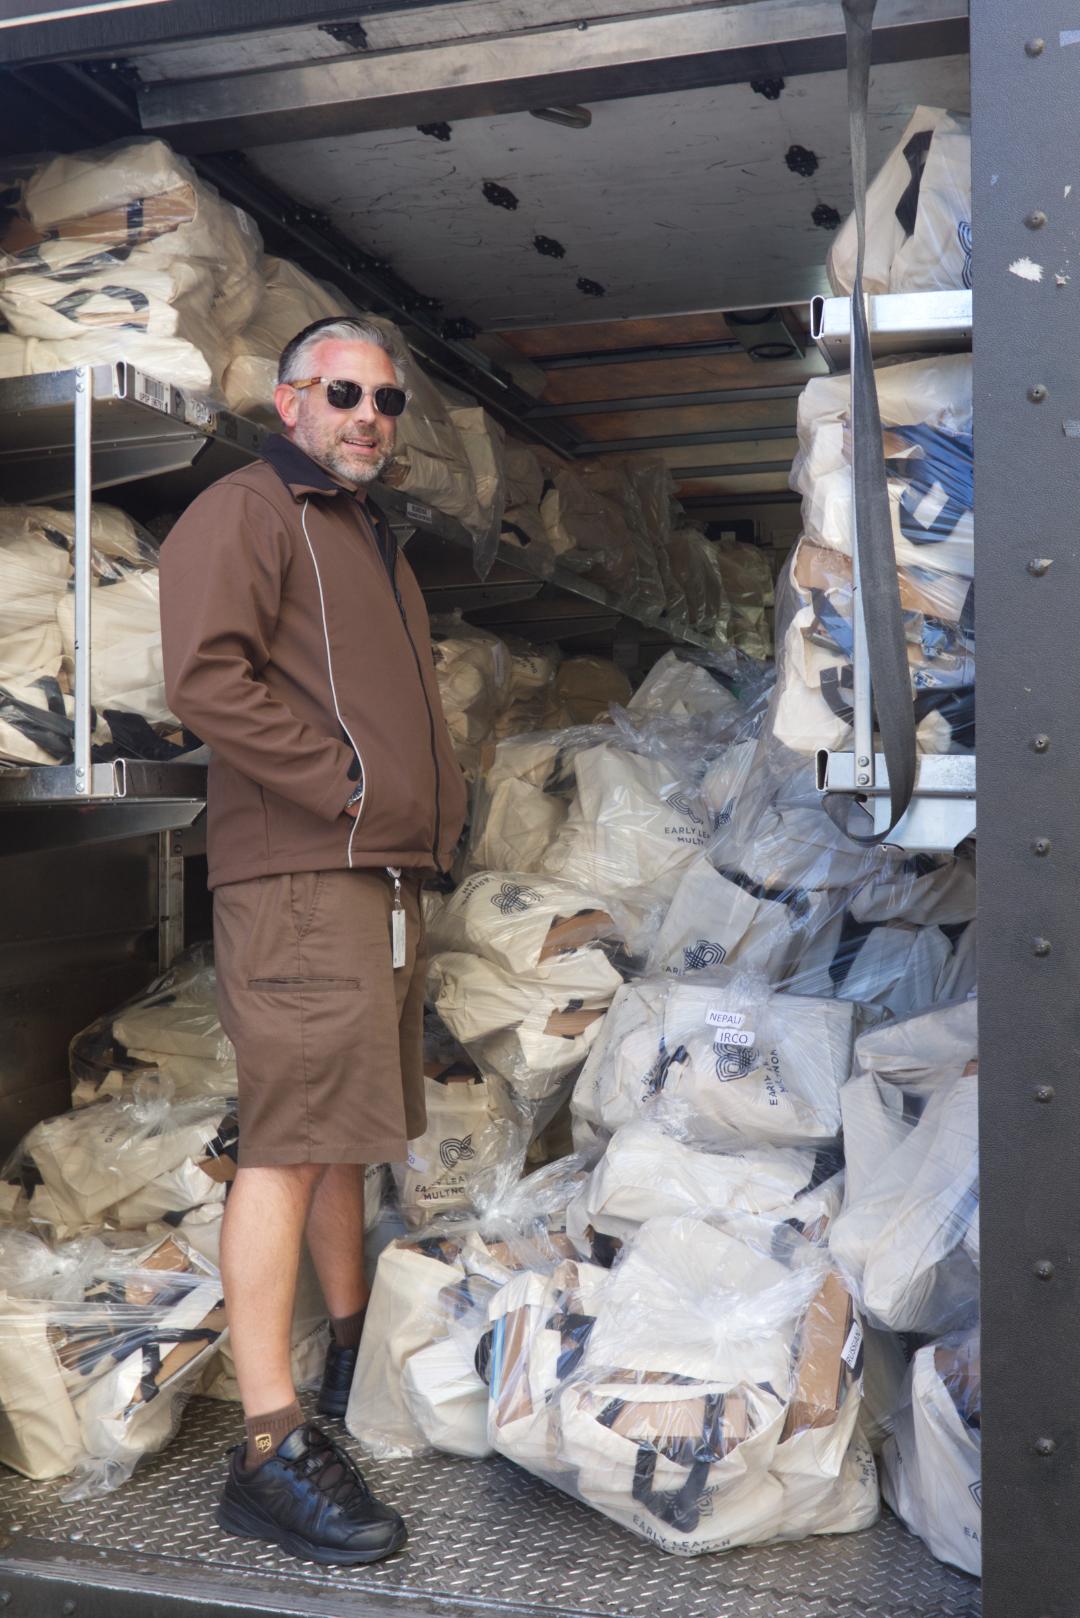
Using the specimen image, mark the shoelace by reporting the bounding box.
[290,1426,373,1511]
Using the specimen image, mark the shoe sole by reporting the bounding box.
[217,1498,407,1566]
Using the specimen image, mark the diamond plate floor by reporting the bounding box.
[0,1394,981,1618]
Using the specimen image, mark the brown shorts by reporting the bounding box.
[213,867,427,1168]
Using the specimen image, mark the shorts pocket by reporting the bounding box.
[248,976,359,991]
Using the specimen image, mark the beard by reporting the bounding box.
[292,412,394,488]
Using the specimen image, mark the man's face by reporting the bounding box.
[274,338,400,489]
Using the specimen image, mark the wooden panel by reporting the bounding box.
[501,312,739,358]
[542,352,820,405]
[571,397,799,442]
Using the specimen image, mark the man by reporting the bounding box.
[160,317,467,1566]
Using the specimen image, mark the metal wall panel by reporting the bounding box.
[973,7,1080,1614]
[0,836,160,1156]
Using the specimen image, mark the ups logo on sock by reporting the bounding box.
[255,1433,273,1454]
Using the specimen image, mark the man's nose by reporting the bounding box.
[351,390,379,426]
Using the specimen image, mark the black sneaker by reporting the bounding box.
[217,1424,406,1566]
[316,1338,359,1418]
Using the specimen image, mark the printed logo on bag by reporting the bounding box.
[255,1432,273,1455]
[439,1134,476,1170]
[969,1480,982,1509]
[714,1043,757,1081]
[683,938,727,972]
[491,882,543,915]
[711,798,736,831]
[643,1043,689,1099]
[664,792,704,825]
[958,219,973,289]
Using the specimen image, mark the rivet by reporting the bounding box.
[1035,1084,1055,1103]
[1029,384,1049,402]
[1036,1436,1057,1457]
[857,773,870,786]
[1033,937,1052,957]
[1033,735,1051,752]
[1036,1260,1055,1280]
[1025,37,1046,56]
[1026,210,1048,230]
[857,756,870,768]
[62,1602,76,1616]
[1033,838,1052,856]
[1028,557,1052,575]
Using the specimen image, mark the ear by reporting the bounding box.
[274,381,300,429]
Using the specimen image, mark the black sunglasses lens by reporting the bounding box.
[374,386,408,417]
[325,379,363,409]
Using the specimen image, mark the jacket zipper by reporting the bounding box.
[368,508,445,871]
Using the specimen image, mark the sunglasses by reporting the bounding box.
[291,377,410,416]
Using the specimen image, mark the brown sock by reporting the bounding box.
[244,1400,304,1470]
[331,1307,367,1350]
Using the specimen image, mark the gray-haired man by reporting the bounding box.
[160,317,467,1564]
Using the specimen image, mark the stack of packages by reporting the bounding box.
[0,500,189,767]
[713,536,774,660]
[773,103,974,762]
[0,947,387,1494]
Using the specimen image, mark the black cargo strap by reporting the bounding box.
[826,0,918,844]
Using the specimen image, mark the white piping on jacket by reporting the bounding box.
[301,498,365,870]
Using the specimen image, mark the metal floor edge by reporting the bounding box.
[0,1394,981,1618]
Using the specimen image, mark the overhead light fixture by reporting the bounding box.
[530,105,593,129]
[726,307,807,363]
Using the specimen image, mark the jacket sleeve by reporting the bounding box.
[160,481,355,822]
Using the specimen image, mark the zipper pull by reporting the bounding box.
[387,866,406,968]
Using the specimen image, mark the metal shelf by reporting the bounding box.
[0,363,264,505]
[810,289,972,371]
[0,760,207,848]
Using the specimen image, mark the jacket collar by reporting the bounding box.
[260,432,356,501]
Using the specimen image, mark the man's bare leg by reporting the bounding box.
[306,1163,370,1325]
[221,1162,324,1428]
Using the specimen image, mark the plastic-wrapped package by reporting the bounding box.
[0,501,184,765]
[467,733,570,874]
[540,462,639,594]
[495,640,560,738]
[70,946,236,1106]
[346,1156,587,1457]
[5,1090,237,1240]
[627,651,741,725]
[393,1013,525,1230]
[540,737,713,925]
[484,1212,877,1554]
[880,1328,981,1575]
[429,614,513,779]
[578,458,666,618]
[712,537,773,659]
[0,1229,226,1496]
[770,533,974,757]
[427,870,620,976]
[566,1119,841,1249]
[793,355,973,581]
[829,999,978,1336]
[222,255,352,420]
[572,971,855,1153]
[0,137,262,392]
[828,107,972,296]
[543,656,632,729]
[428,948,623,1105]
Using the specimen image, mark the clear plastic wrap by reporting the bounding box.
[829,998,978,1336]
[0,1229,226,1496]
[221,255,352,420]
[427,870,621,977]
[0,137,262,393]
[827,107,972,296]
[482,1212,877,1554]
[579,458,666,619]
[571,970,855,1154]
[540,461,638,593]
[4,1089,237,1240]
[345,1155,587,1458]
[429,614,513,779]
[565,1119,842,1250]
[880,1327,981,1576]
[70,945,236,1107]
[711,537,773,659]
[627,651,742,726]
